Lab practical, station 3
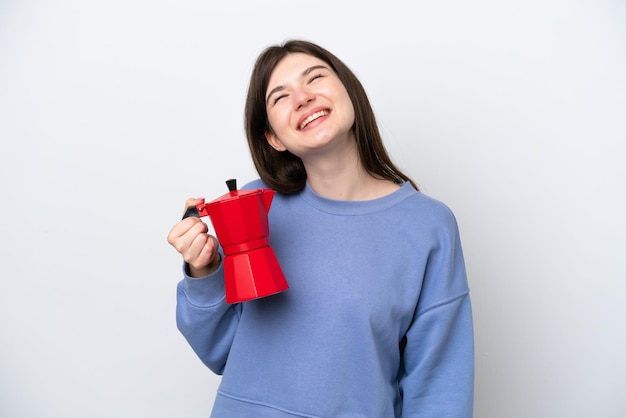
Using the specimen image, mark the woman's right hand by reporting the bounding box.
[167,198,221,277]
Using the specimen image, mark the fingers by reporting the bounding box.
[186,233,219,270]
[167,198,221,274]
[167,216,218,269]
[167,217,206,247]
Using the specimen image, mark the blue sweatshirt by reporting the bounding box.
[176,181,474,417]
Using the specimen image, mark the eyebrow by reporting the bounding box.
[265,64,329,104]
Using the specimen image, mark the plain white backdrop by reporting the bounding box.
[1,0,625,417]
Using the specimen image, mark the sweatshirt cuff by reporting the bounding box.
[179,261,226,307]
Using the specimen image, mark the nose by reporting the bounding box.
[294,89,314,110]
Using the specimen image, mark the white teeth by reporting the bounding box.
[299,110,329,130]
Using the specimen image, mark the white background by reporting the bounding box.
[1,1,625,417]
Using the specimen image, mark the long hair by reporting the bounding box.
[244,39,418,194]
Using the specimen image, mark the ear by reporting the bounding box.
[265,130,287,152]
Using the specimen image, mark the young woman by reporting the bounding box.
[167,40,474,417]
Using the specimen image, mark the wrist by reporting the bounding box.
[187,253,222,278]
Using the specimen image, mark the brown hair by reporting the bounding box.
[244,39,418,194]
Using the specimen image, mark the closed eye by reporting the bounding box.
[273,94,288,105]
[308,73,324,83]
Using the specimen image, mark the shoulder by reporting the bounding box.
[388,190,462,249]
[401,187,459,227]
[242,178,267,190]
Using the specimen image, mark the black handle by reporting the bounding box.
[182,206,200,220]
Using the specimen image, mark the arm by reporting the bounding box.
[176,263,242,374]
[400,211,475,417]
[168,198,241,374]
[400,294,474,417]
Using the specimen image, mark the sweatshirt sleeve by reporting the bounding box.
[176,261,242,375]
[399,208,475,417]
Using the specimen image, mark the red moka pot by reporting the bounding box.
[183,179,289,304]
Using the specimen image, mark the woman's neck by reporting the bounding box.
[303,147,399,201]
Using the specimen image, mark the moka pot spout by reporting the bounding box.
[262,189,276,213]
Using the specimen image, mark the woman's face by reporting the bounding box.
[264,53,355,159]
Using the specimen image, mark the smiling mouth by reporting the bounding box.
[299,110,330,130]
